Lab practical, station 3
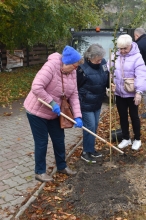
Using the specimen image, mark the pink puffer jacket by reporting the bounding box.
[24,52,82,120]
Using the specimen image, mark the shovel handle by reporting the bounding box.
[38,98,76,124]
[38,98,124,154]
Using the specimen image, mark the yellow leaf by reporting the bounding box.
[54,196,62,200]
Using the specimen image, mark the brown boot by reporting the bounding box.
[58,167,77,175]
[35,173,53,182]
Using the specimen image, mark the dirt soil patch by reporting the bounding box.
[64,146,146,220]
[17,105,146,220]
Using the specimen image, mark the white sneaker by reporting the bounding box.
[118,139,132,149]
[132,140,141,150]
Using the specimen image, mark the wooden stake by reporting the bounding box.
[109,48,112,157]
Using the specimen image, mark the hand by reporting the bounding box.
[74,117,83,128]
[106,88,110,97]
[111,83,116,92]
[52,104,60,116]
[134,93,142,106]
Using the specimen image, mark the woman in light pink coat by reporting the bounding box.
[24,46,83,182]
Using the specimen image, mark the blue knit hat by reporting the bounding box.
[62,45,82,64]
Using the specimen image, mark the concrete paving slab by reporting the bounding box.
[0,99,109,219]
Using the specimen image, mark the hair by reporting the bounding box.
[117,34,132,48]
[134,27,146,36]
[84,43,105,59]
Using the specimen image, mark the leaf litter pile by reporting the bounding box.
[17,101,146,220]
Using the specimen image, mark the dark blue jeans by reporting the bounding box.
[27,113,66,174]
[82,109,101,153]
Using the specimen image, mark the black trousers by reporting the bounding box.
[116,95,140,140]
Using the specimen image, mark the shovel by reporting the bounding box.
[38,98,124,155]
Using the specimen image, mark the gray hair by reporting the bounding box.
[134,27,146,36]
[84,43,105,59]
[117,34,132,48]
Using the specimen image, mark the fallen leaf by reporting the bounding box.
[46,211,52,215]
[116,217,122,220]
[31,204,39,209]
[54,196,62,200]
[25,176,32,181]
[26,152,34,156]
[3,112,12,116]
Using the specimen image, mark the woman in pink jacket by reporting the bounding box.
[109,34,146,151]
[24,46,83,182]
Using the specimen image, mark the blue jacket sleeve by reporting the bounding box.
[76,66,87,90]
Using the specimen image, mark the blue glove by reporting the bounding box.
[74,117,83,128]
[52,103,60,116]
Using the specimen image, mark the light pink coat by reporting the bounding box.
[24,52,82,120]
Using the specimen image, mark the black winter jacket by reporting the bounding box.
[135,34,146,65]
[77,59,109,112]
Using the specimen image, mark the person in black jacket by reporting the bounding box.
[134,28,146,64]
[134,28,146,119]
[77,44,109,163]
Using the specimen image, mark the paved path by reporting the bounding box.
[0,99,109,220]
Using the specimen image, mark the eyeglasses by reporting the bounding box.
[72,64,78,70]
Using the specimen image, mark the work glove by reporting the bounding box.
[74,117,83,128]
[52,103,61,116]
[134,92,142,106]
